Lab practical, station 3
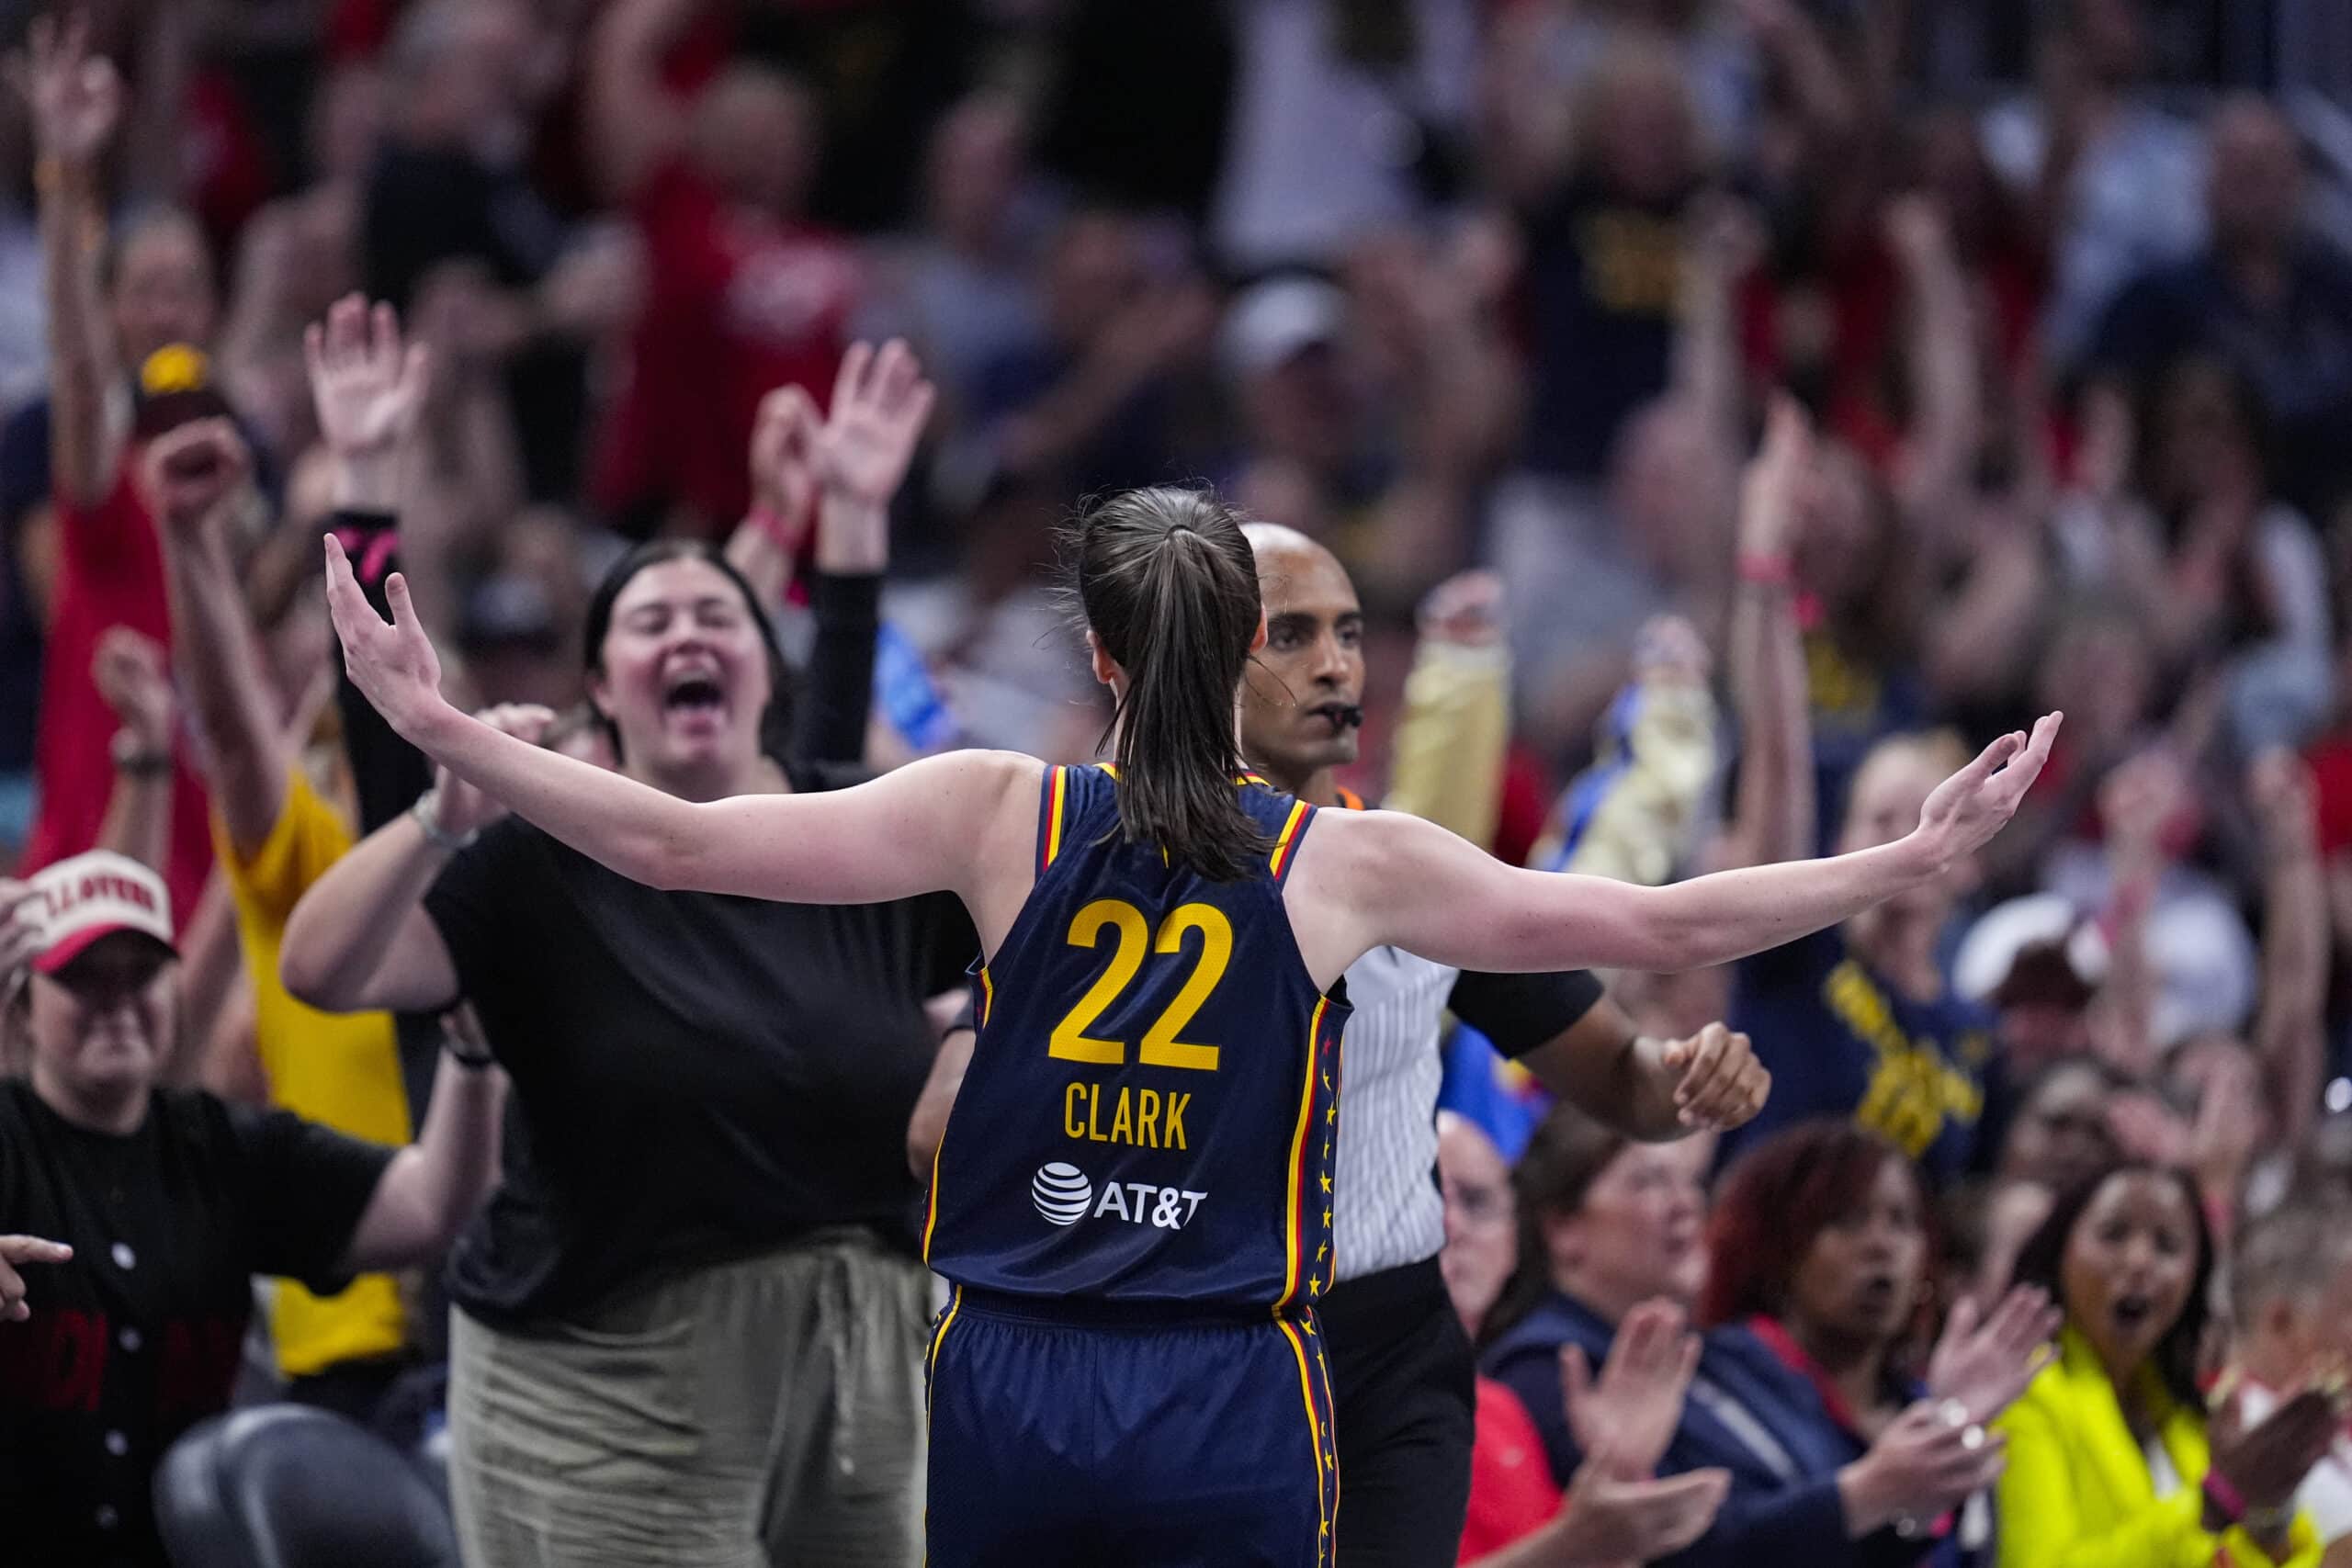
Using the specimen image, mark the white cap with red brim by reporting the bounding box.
[25,852,175,975]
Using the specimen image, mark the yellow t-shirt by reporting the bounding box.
[215,774,413,1377]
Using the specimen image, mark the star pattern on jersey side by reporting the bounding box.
[1318,1174,1331,1193]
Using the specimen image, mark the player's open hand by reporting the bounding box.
[324,535,446,739]
[1913,714,2062,870]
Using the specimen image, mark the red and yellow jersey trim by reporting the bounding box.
[1274,996,1329,1312]
[1038,765,1071,873]
[1268,800,1311,881]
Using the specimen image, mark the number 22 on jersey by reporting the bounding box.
[1048,899,1229,1071]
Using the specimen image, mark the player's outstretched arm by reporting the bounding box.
[322,536,1035,907]
[1303,716,2059,978]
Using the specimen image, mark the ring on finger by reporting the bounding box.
[1961,1425,1986,1452]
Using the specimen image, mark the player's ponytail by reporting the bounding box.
[1072,488,1270,882]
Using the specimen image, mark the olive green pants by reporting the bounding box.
[447,1233,929,1567]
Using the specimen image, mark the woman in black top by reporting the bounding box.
[282,340,971,1567]
[0,849,503,1568]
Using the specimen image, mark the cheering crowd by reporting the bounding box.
[5,0,2352,1564]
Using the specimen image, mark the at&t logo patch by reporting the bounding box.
[1031,1163,1206,1229]
[1031,1162,1092,1225]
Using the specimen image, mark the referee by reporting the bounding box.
[907,527,1769,1563]
[1229,525,1766,1568]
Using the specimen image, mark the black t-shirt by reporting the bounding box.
[0,1080,392,1568]
[425,793,978,1328]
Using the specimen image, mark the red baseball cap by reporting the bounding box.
[26,852,176,975]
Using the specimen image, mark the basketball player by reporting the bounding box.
[322,486,2058,1566]
[905,525,1765,1568]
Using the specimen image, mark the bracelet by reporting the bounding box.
[747,503,804,551]
[1737,553,1795,588]
[410,789,479,853]
[445,1043,496,1069]
[110,731,172,777]
[2203,1469,2249,1528]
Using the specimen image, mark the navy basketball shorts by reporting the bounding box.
[924,1288,1340,1567]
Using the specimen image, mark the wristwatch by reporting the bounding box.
[110,730,172,777]
[410,788,479,853]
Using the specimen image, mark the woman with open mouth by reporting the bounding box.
[1692,1121,2057,1568]
[281,333,967,1568]
[1481,1111,2052,1568]
[1999,1160,2345,1568]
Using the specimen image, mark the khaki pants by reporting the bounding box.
[447,1232,929,1567]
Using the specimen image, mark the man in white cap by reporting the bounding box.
[0,849,505,1568]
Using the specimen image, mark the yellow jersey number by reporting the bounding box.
[1048,899,1229,1071]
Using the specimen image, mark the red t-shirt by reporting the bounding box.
[1459,1376,1564,1562]
[19,466,213,922]
[593,158,856,532]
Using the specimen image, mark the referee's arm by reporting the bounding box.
[1451,971,1690,1142]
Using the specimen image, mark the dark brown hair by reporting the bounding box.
[1701,1121,1921,1327]
[581,540,797,768]
[2012,1160,2215,1410]
[1067,487,1269,882]
[1478,1103,1634,1348]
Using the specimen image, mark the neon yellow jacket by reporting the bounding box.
[1996,1327,2322,1568]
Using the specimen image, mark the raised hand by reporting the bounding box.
[748,382,822,546]
[1738,393,1815,563]
[1842,1398,2007,1532]
[305,294,430,465]
[0,878,51,976]
[2210,1382,2346,1513]
[428,704,557,840]
[1656,1023,1770,1132]
[140,418,252,536]
[0,1234,73,1323]
[93,626,175,755]
[817,339,936,513]
[1926,1285,2061,1426]
[322,535,447,739]
[5,12,121,167]
[1550,1458,1728,1565]
[1913,714,2063,868]
[2247,748,2319,863]
[1563,1299,1702,1482]
[1418,570,1506,649]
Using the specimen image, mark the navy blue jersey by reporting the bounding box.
[924,764,1350,1312]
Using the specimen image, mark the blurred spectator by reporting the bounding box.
[1999,1161,2336,1568]
[967,209,1217,502]
[214,61,384,459]
[1478,1107,1712,1482]
[1685,1121,2058,1568]
[0,847,502,1568]
[1498,28,1708,484]
[586,0,854,535]
[366,0,624,506]
[2226,1199,2352,1555]
[1211,0,1481,274]
[2057,362,2335,758]
[1448,1108,1729,1566]
[1713,407,1997,1183]
[5,16,230,921]
[2086,98,2352,517]
[857,92,1051,451]
[1981,0,2207,367]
